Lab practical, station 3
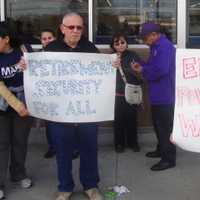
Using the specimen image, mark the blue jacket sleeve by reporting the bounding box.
[142,44,174,81]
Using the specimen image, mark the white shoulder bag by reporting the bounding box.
[118,66,143,105]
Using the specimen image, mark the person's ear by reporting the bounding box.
[5,36,10,44]
[152,32,159,38]
[60,24,65,35]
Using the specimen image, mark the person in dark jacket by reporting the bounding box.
[0,22,33,200]
[132,22,176,171]
[39,29,57,158]
[111,33,142,153]
[45,13,102,200]
[40,29,55,49]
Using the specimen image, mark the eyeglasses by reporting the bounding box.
[114,41,126,46]
[62,24,83,31]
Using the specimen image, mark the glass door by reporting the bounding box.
[5,0,88,44]
[94,0,177,44]
[187,0,200,48]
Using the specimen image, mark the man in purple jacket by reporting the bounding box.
[132,22,176,171]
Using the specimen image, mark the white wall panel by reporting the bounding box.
[177,0,186,48]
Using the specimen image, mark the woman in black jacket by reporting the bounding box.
[111,33,142,153]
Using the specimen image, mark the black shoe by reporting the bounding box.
[115,145,125,153]
[145,150,161,158]
[150,160,175,171]
[72,151,79,160]
[132,144,140,152]
[44,150,55,159]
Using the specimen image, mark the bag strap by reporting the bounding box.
[20,44,28,53]
[118,58,135,84]
[118,66,127,84]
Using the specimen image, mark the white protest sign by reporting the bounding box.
[24,52,116,123]
[172,49,200,152]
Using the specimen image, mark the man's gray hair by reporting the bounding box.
[62,12,83,24]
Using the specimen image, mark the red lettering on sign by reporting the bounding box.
[182,57,198,79]
[178,113,200,137]
[176,87,200,107]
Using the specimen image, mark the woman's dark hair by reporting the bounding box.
[110,32,128,52]
[40,28,55,37]
[0,21,22,48]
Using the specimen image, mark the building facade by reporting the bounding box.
[0,0,198,49]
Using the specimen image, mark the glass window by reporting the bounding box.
[6,0,88,44]
[95,0,177,44]
[187,0,200,48]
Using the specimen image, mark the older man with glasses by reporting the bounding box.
[45,12,102,200]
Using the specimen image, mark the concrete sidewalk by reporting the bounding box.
[4,127,200,200]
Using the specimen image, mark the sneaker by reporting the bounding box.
[56,192,72,200]
[85,188,103,200]
[44,150,56,159]
[20,178,32,189]
[0,190,5,200]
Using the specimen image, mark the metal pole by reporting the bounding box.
[0,0,5,21]
[140,0,144,23]
[177,0,186,48]
[88,0,93,42]
[156,0,159,21]
[136,0,138,18]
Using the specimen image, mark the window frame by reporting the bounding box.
[0,0,5,21]
[186,0,200,48]
[177,0,186,48]
[93,0,180,48]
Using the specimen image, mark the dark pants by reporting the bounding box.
[0,112,32,189]
[114,96,138,148]
[151,105,176,164]
[45,122,55,152]
[47,122,99,192]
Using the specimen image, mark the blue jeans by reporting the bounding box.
[48,122,99,192]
